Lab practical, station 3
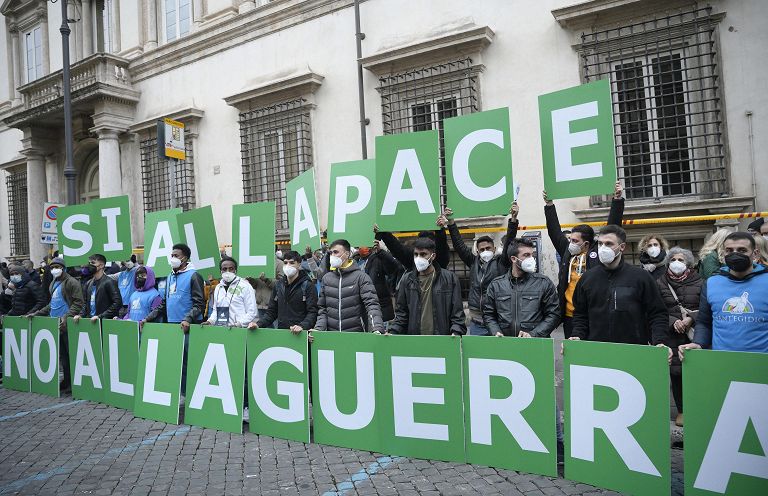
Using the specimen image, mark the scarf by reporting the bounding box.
[667,267,691,282]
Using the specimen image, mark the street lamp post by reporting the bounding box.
[58,0,77,205]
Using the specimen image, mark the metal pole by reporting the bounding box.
[354,0,368,159]
[168,158,177,209]
[60,0,77,205]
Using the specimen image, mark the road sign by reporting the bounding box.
[163,118,185,160]
[40,233,58,244]
[42,203,65,234]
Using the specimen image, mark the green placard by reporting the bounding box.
[143,208,182,278]
[247,328,309,443]
[102,319,139,410]
[375,334,465,462]
[311,331,383,452]
[563,340,669,496]
[2,316,31,392]
[30,317,60,397]
[134,323,184,425]
[67,318,105,402]
[57,203,97,266]
[683,350,768,496]
[444,108,513,218]
[232,202,276,279]
[177,206,221,281]
[375,131,440,232]
[286,168,322,250]
[462,336,557,476]
[539,79,617,200]
[57,196,133,265]
[185,325,247,434]
[327,160,376,248]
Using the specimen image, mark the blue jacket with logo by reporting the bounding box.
[693,264,768,353]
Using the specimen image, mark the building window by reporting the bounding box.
[580,6,725,204]
[6,170,29,257]
[98,0,115,53]
[24,26,43,83]
[238,98,314,230]
[378,58,480,207]
[140,137,196,213]
[164,0,192,42]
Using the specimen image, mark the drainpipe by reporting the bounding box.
[354,0,369,159]
[746,110,757,209]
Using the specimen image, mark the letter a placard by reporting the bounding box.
[538,80,617,200]
[286,168,322,250]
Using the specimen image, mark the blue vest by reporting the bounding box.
[49,281,69,318]
[166,269,197,323]
[707,267,768,353]
[128,288,161,322]
[118,268,137,304]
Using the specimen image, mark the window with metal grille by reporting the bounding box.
[6,170,29,257]
[239,98,314,231]
[378,58,480,206]
[580,6,725,204]
[139,137,196,213]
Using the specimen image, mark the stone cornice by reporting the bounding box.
[552,0,699,30]
[224,70,324,111]
[128,107,205,135]
[360,25,494,75]
[572,196,756,223]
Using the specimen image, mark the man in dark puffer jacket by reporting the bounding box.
[4,264,46,316]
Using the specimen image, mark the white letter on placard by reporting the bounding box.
[101,207,123,251]
[145,221,174,268]
[108,334,133,396]
[391,356,448,441]
[551,101,603,182]
[189,343,238,416]
[452,129,507,202]
[570,365,659,476]
[4,328,28,379]
[237,216,267,266]
[381,149,436,216]
[251,347,305,423]
[291,187,319,245]
[317,350,375,430]
[333,175,372,233]
[183,223,215,272]
[468,358,547,452]
[61,214,93,258]
[142,338,171,406]
[694,381,768,493]
[73,331,102,389]
[32,328,57,384]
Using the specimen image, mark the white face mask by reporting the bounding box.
[51,268,63,279]
[669,260,688,276]
[125,261,135,270]
[568,242,584,256]
[221,271,236,283]
[275,250,283,260]
[283,265,298,278]
[414,256,431,272]
[520,257,537,274]
[598,245,618,265]
[479,250,494,263]
[169,257,182,269]
[647,245,661,258]
[329,255,344,269]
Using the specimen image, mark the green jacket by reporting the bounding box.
[35,273,85,318]
[697,251,722,280]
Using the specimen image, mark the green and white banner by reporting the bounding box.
[286,168,322,250]
[144,208,182,278]
[67,318,105,403]
[177,206,221,281]
[563,340,670,496]
[101,319,140,410]
[232,202,276,278]
[683,350,768,496]
[327,160,376,248]
[2,316,31,392]
[185,325,247,434]
[247,328,310,442]
[133,323,184,425]
[30,317,60,398]
[539,80,617,200]
[57,195,133,265]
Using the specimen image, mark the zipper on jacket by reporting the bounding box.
[338,271,343,332]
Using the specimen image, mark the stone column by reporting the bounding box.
[39,6,50,75]
[9,23,22,103]
[45,154,61,203]
[145,0,158,50]
[193,0,204,28]
[238,0,257,14]
[25,151,49,262]
[95,128,123,198]
[82,0,93,58]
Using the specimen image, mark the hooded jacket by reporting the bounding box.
[6,271,46,316]
[207,275,258,327]
[656,269,703,348]
[258,270,318,330]
[482,271,561,337]
[123,267,163,322]
[35,271,85,318]
[315,261,384,332]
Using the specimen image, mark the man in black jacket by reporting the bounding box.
[358,241,402,324]
[389,238,466,336]
[74,254,122,322]
[569,225,668,344]
[251,251,318,332]
[3,265,46,316]
[544,181,625,338]
[374,223,451,270]
[442,202,519,335]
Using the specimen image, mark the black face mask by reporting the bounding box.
[724,252,753,272]
[136,277,147,289]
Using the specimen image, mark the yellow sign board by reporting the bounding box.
[164,118,185,160]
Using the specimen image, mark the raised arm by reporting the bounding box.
[499,202,520,268]
[606,181,625,226]
[443,208,474,267]
[543,191,569,257]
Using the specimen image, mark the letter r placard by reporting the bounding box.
[538,80,617,200]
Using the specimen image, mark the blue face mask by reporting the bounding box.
[10,274,22,284]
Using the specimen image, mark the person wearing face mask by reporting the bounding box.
[441,203,519,336]
[746,217,764,236]
[22,259,41,285]
[638,235,669,280]
[122,266,163,325]
[204,257,257,328]
[313,239,384,334]
[568,225,668,345]
[355,241,402,325]
[114,255,139,317]
[4,264,46,317]
[388,237,466,336]
[654,248,702,427]
[30,257,85,393]
[679,232,768,357]
[373,223,451,271]
[73,254,122,322]
[544,181,625,338]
